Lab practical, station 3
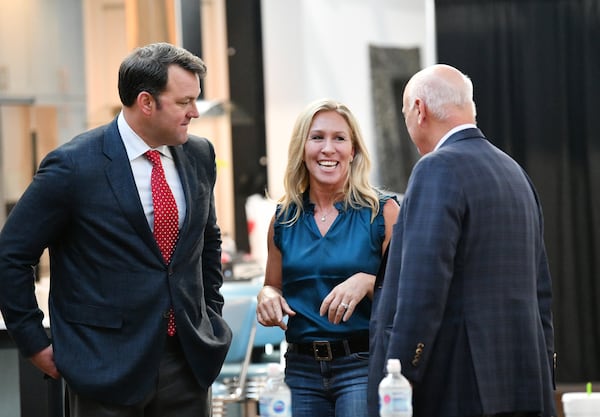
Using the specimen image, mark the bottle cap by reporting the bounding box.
[267,362,283,377]
[386,358,401,373]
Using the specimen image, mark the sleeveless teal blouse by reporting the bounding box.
[274,192,395,343]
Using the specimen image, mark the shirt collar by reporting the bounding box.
[434,123,478,151]
[117,112,173,161]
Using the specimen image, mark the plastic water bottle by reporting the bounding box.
[378,359,412,417]
[259,363,291,417]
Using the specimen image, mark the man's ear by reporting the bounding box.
[415,98,426,125]
[138,92,154,115]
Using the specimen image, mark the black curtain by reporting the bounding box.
[435,0,600,382]
[225,0,268,253]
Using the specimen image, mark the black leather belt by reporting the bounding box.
[287,336,369,361]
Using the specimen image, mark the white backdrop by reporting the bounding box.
[260,0,435,199]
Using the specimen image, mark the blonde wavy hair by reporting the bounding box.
[278,98,380,225]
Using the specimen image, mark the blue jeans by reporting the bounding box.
[284,350,369,417]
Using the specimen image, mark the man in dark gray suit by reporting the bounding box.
[0,43,231,417]
[368,64,556,417]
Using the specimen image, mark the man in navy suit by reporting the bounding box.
[368,64,556,417]
[0,43,231,416]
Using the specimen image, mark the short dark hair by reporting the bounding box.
[118,42,207,107]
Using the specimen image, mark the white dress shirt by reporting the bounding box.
[117,112,186,230]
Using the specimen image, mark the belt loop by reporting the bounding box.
[342,339,351,356]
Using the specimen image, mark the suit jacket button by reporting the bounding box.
[411,358,419,367]
[163,311,171,319]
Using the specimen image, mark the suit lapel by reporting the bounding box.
[172,145,195,218]
[170,144,197,261]
[102,120,157,253]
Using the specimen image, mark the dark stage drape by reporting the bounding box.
[435,0,600,382]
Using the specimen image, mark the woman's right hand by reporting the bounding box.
[256,285,296,330]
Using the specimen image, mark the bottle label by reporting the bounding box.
[270,396,291,416]
[272,399,286,414]
[380,391,411,413]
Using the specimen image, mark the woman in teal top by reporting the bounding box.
[257,98,400,417]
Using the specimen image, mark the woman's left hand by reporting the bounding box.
[319,272,375,324]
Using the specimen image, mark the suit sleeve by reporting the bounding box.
[0,149,73,356]
[530,178,556,387]
[385,156,463,382]
[522,169,555,386]
[198,139,225,317]
[537,246,556,387]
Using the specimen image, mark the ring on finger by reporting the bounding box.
[340,302,350,310]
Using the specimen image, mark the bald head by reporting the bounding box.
[402,64,477,154]
[404,64,477,122]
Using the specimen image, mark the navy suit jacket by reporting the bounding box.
[0,118,232,405]
[368,128,556,417]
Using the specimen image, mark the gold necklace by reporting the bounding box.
[316,205,336,222]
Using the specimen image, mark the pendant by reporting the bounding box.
[321,215,326,222]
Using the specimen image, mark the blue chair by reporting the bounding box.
[221,279,285,350]
[214,284,287,416]
[212,296,257,412]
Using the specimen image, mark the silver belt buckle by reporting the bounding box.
[312,341,333,361]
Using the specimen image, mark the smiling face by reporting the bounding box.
[146,65,201,147]
[303,110,355,190]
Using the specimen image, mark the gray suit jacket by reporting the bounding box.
[368,128,556,416]
[0,118,232,405]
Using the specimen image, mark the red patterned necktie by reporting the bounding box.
[145,150,178,336]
